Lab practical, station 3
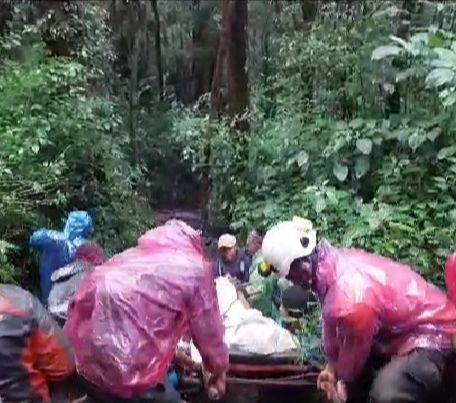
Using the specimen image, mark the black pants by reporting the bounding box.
[348,349,456,403]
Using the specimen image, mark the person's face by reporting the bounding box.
[246,230,262,255]
[220,247,237,263]
[286,257,312,289]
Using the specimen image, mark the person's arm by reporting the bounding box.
[30,229,64,250]
[188,275,229,376]
[322,320,339,365]
[332,303,377,383]
[213,259,222,279]
[30,296,75,381]
[243,254,252,283]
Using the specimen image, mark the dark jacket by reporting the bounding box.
[0,284,75,402]
[213,248,251,283]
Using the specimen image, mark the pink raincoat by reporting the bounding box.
[315,240,456,383]
[64,220,229,398]
[445,251,456,303]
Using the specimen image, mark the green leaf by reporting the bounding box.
[442,92,456,107]
[371,45,402,61]
[373,137,383,146]
[31,144,40,154]
[31,104,43,111]
[356,138,373,155]
[426,128,441,142]
[432,48,456,68]
[333,162,348,182]
[350,118,364,129]
[355,156,370,179]
[389,35,408,48]
[383,83,395,94]
[408,132,427,152]
[396,68,420,83]
[315,196,327,214]
[437,145,456,160]
[425,68,455,88]
[428,33,444,49]
[296,150,309,167]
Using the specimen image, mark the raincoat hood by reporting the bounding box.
[63,211,93,240]
[137,219,202,255]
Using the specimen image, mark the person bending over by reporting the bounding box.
[65,220,229,403]
[261,217,456,403]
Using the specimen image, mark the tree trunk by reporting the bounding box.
[210,0,230,117]
[226,0,249,118]
[211,0,249,121]
[203,0,250,225]
[301,0,318,24]
[152,0,164,101]
[127,1,150,162]
[128,31,141,163]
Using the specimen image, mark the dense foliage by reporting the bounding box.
[0,2,151,284]
[175,1,456,285]
[1,0,456,291]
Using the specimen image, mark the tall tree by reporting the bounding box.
[152,0,164,101]
[226,0,249,117]
[210,0,229,117]
[211,0,249,120]
[301,0,318,25]
[109,0,153,160]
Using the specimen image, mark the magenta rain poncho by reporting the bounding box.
[64,220,229,398]
[315,240,456,383]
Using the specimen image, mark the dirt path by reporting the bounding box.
[155,209,202,229]
[154,208,230,258]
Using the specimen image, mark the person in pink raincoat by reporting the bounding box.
[64,220,229,402]
[445,251,456,304]
[261,217,456,403]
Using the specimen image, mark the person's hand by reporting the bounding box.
[202,368,226,401]
[317,364,336,390]
[319,380,339,402]
[336,380,348,402]
[174,349,201,372]
[318,364,347,402]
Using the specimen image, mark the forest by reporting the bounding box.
[1,0,456,290]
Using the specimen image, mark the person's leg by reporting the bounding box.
[369,349,446,403]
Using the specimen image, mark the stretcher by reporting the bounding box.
[177,352,321,403]
[177,287,322,402]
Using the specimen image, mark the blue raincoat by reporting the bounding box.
[30,211,93,305]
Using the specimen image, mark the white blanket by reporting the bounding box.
[190,277,300,363]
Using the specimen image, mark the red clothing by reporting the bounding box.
[0,284,75,402]
[65,220,229,398]
[445,250,456,303]
[314,240,456,383]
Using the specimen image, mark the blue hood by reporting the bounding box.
[64,211,93,240]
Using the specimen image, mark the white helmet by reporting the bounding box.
[262,217,317,278]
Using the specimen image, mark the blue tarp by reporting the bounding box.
[30,211,93,306]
